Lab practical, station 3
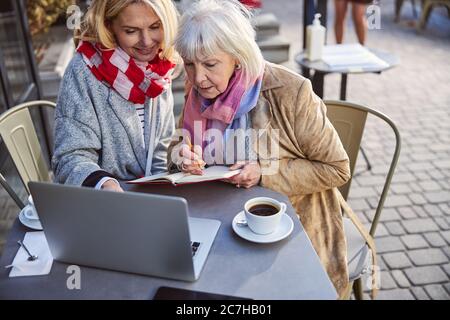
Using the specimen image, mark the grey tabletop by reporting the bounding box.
[295,47,399,74]
[0,181,337,300]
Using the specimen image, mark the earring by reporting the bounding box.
[235,64,241,70]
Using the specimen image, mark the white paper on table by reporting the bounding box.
[322,44,389,69]
[8,231,53,277]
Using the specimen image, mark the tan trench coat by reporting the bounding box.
[169,62,361,298]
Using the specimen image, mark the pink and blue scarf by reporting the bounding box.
[183,67,264,163]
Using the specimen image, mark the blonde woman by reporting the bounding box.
[52,0,179,192]
[169,0,359,298]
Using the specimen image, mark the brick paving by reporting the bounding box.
[262,0,450,299]
[0,0,449,299]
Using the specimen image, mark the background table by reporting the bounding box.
[0,182,337,299]
[297,47,399,172]
[296,47,399,100]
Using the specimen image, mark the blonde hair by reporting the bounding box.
[75,0,179,60]
[175,0,264,80]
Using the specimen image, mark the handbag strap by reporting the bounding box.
[339,192,379,299]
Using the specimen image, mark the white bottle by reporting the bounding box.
[306,13,326,61]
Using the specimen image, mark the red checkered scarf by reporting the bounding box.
[77,41,175,104]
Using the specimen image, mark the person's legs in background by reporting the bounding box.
[334,0,349,44]
[351,2,368,44]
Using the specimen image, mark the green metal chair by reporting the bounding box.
[325,100,401,299]
[417,0,450,30]
[0,100,56,209]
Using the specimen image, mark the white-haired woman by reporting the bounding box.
[168,0,362,298]
[52,0,179,192]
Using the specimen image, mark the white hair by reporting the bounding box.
[175,0,264,80]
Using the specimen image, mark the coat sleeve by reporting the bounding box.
[260,79,351,196]
[51,58,103,186]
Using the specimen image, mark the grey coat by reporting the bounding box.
[52,53,175,185]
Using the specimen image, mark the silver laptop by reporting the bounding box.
[28,182,221,281]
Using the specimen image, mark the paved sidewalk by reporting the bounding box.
[262,0,450,299]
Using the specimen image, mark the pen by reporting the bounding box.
[185,136,205,170]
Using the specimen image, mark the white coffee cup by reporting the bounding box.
[244,197,286,235]
[24,195,39,220]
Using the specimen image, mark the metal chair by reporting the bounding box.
[395,0,419,22]
[0,100,56,209]
[325,100,401,299]
[417,0,450,30]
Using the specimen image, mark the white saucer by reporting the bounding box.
[18,206,43,230]
[232,211,293,244]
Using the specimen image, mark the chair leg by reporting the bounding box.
[359,146,372,172]
[340,280,353,300]
[412,0,418,17]
[417,0,433,30]
[0,172,25,209]
[353,278,364,300]
[395,0,405,22]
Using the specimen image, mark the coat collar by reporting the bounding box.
[261,62,285,92]
[250,62,283,130]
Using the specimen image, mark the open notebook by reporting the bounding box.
[126,165,241,186]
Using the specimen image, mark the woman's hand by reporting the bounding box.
[101,179,124,192]
[173,142,205,175]
[223,161,262,189]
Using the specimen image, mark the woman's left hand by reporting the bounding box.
[223,161,261,189]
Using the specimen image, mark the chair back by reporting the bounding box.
[0,101,56,193]
[325,101,367,200]
[325,100,401,236]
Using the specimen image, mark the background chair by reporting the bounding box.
[325,100,401,299]
[395,0,418,22]
[0,100,56,209]
[417,0,450,30]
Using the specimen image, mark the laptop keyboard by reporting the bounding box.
[191,241,201,257]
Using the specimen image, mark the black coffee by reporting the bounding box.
[248,204,278,216]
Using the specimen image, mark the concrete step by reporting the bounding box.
[253,13,280,40]
[38,26,75,101]
[172,75,185,118]
[257,35,290,64]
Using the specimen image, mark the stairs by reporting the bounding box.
[254,12,280,39]
[172,73,186,119]
[256,13,290,64]
[257,34,290,64]
[38,25,75,102]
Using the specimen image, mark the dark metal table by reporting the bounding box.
[295,47,399,100]
[0,182,337,299]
